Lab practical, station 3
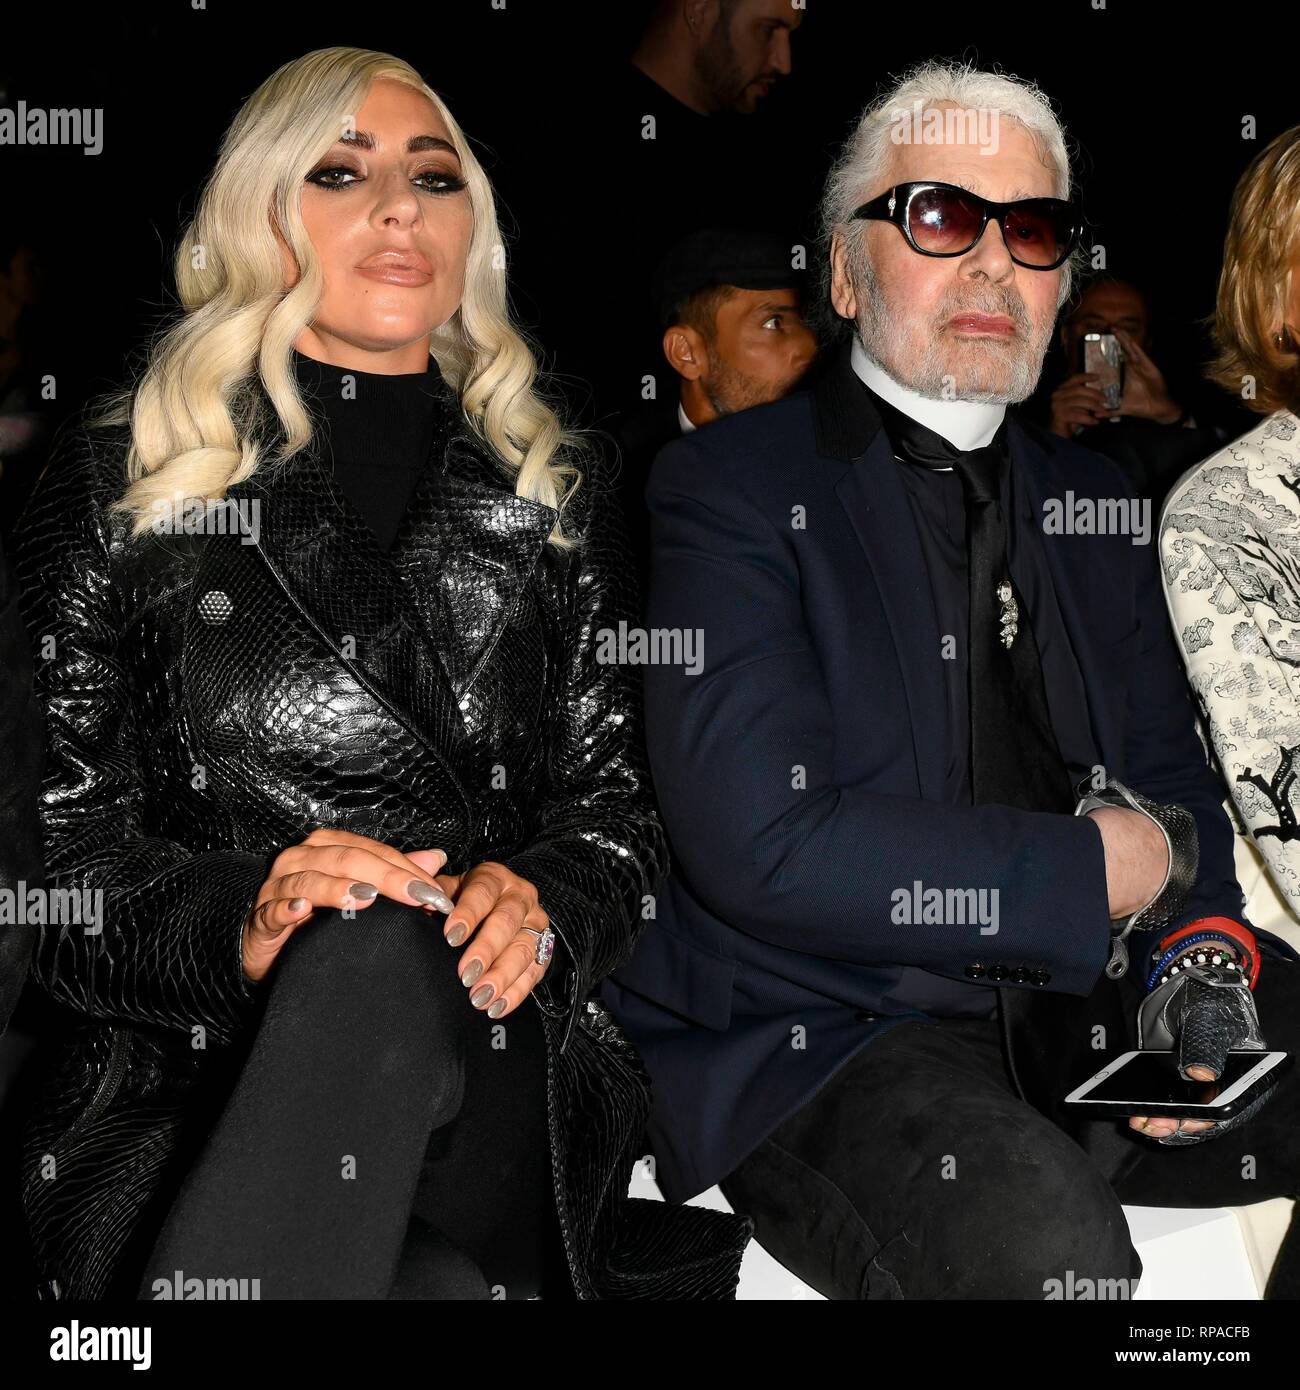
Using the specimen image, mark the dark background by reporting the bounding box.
[1,0,1294,514]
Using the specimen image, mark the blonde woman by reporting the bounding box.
[13,47,751,1301]
[1161,126,1300,920]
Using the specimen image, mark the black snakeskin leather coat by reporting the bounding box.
[12,370,753,1300]
[0,535,44,1037]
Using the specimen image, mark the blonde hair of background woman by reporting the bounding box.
[89,46,585,547]
[1208,123,1300,418]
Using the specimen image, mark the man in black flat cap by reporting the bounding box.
[615,227,818,587]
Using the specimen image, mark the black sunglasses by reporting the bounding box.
[850,181,1081,271]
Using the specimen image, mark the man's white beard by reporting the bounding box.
[853,254,1054,404]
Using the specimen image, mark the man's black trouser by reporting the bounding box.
[718,960,1300,1300]
[138,896,566,1300]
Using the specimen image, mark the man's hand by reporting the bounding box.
[1131,963,1268,1141]
[1086,805,1170,920]
[1113,328,1182,424]
[1049,334,1183,436]
[1049,372,1109,436]
[1130,1060,1219,1139]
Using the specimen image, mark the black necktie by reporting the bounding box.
[869,391,1075,815]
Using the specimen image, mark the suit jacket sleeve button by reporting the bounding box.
[1010,967,1029,983]
[1032,969,1051,986]
[964,963,986,979]
[988,964,1007,981]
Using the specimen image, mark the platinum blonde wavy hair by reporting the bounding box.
[817,59,1084,342]
[90,46,584,547]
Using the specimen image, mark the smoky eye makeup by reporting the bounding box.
[304,160,466,194]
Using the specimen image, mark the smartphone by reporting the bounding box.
[1083,331,1124,413]
[1062,1049,1291,1120]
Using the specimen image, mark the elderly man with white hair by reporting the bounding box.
[603,60,1300,1299]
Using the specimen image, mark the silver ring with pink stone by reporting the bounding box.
[522,925,555,967]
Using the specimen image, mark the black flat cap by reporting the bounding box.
[650,227,805,329]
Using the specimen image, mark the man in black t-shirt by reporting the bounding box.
[534,1,811,423]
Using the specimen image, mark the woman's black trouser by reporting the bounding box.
[138,896,564,1300]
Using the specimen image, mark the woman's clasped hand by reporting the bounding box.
[241,827,551,1018]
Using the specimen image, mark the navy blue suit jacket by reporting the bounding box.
[602,341,1296,1204]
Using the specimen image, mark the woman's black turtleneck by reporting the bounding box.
[291,347,448,553]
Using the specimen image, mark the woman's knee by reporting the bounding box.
[280,895,442,964]
[270,896,466,1015]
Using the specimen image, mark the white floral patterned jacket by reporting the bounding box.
[1161,409,1300,914]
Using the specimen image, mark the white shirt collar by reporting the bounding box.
[677,400,697,434]
[849,334,1005,453]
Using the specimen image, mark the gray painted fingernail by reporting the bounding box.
[446,923,468,947]
[349,882,378,900]
[486,999,507,1019]
[461,959,484,988]
[408,880,455,912]
[470,984,494,1008]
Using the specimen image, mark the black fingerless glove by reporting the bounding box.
[1137,964,1270,1145]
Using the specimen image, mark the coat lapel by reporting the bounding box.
[818,343,950,802]
[220,374,559,752]
[388,423,561,700]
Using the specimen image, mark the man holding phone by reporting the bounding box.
[1047,277,1225,504]
[1051,278,1185,431]
[603,61,1300,1299]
